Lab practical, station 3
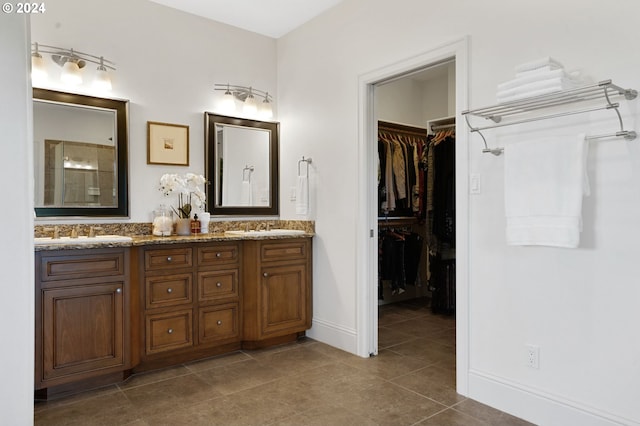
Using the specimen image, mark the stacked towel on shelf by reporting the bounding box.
[497,57,583,103]
[504,134,590,248]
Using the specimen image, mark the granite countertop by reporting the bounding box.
[34,226,315,251]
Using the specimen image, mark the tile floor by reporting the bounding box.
[34,298,533,425]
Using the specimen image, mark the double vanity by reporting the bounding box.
[32,87,303,399]
[34,223,313,399]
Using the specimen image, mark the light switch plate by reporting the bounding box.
[470,173,481,194]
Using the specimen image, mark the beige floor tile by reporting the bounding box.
[122,374,222,417]
[452,399,535,425]
[343,381,447,425]
[272,403,381,426]
[340,348,428,380]
[378,326,415,349]
[195,358,285,395]
[34,384,120,413]
[184,350,252,373]
[117,364,192,390]
[34,392,141,426]
[416,407,487,425]
[390,365,465,406]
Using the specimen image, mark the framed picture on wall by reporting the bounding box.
[147,121,189,166]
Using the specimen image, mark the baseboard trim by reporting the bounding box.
[307,317,359,356]
[468,369,634,426]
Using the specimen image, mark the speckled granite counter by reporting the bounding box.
[34,220,314,251]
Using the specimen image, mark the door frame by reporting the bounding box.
[356,36,471,395]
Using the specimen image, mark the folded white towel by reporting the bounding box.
[498,69,568,92]
[240,181,253,206]
[504,134,589,248]
[296,175,309,215]
[497,78,581,103]
[515,65,561,79]
[514,57,564,74]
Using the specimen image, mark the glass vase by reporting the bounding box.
[175,217,191,236]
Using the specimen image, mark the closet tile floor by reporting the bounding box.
[34,298,533,425]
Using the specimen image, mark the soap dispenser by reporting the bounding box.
[190,214,201,234]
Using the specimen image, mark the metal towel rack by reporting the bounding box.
[462,79,638,155]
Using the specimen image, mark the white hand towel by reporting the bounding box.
[504,134,589,248]
[514,57,564,74]
[498,69,567,92]
[240,181,253,206]
[497,77,581,102]
[296,175,309,215]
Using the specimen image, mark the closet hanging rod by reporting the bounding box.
[431,123,456,131]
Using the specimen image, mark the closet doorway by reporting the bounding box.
[356,37,470,395]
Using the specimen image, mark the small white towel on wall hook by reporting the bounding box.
[296,156,312,216]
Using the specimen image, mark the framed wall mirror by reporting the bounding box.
[204,113,279,216]
[33,88,129,217]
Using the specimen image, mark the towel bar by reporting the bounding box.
[462,80,638,155]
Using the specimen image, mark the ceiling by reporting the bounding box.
[148,0,345,38]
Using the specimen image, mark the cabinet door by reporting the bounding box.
[260,264,309,336]
[41,282,125,382]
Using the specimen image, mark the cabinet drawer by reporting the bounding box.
[145,248,193,271]
[260,240,308,263]
[198,269,239,302]
[146,310,193,354]
[198,244,239,266]
[145,273,192,309]
[39,250,125,282]
[199,303,239,344]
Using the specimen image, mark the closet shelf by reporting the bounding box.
[462,80,638,155]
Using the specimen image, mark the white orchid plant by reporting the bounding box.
[159,173,207,219]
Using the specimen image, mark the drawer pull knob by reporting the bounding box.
[263,272,268,277]
[167,256,172,262]
[167,288,173,293]
[216,253,221,257]
[167,328,174,334]
[216,282,222,288]
[217,320,222,325]
[116,288,122,294]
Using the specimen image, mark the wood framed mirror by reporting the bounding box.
[204,113,279,216]
[33,88,129,218]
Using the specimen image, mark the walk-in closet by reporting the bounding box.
[374,60,457,356]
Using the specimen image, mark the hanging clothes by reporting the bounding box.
[377,122,428,218]
[378,227,423,299]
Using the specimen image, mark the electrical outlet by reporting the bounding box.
[526,344,540,369]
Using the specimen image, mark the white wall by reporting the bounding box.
[30,0,277,223]
[278,0,640,424]
[0,13,34,426]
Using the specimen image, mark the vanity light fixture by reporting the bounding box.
[214,84,274,119]
[31,42,116,91]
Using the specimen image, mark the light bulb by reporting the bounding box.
[259,97,273,119]
[220,89,236,114]
[31,52,48,85]
[93,65,112,91]
[243,92,257,115]
[60,60,82,85]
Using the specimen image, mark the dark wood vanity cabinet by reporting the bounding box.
[34,236,312,393]
[135,242,242,370]
[242,238,312,348]
[35,248,131,392]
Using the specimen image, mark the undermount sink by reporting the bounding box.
[225,229,306,237]
[34,235,133,245]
